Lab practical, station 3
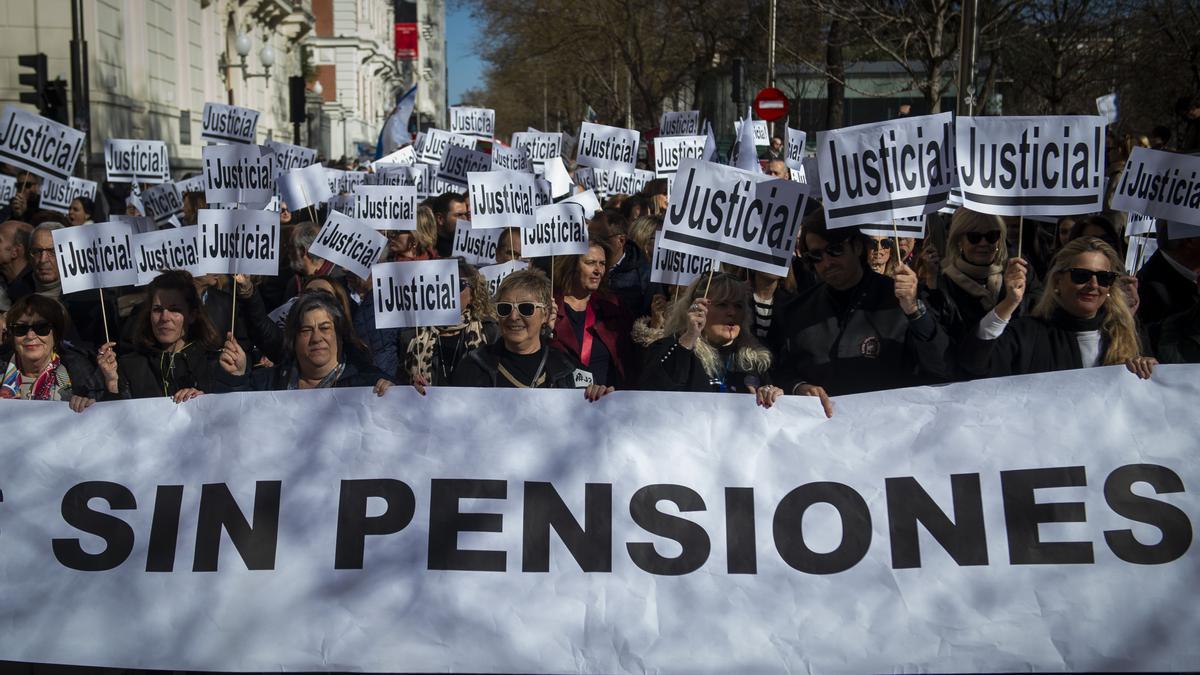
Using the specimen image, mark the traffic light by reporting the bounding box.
[18,53,48,111]
[44,79,69,125]
[731,57,745,108]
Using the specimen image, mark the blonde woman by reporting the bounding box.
[960,236,1156,379]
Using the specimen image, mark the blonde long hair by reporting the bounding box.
[664,273,772,378]
[1032,236,1140,364]
[942,207,1008,272]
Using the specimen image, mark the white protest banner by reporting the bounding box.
[372,145,417,168]
[50,221,137,294]
[352,184,418,230]
[731,115,761,172]
[132,225,200,285]
[0,105,86,182]
[39,176,97,214]
[375,165,429,199]
[2,366,1198,674]
[735,119,770,146]
[859,215,927,239]
[576,121,639,173]
[563,188,601,218]
[326,169,369,196]
[1097,93,1118,125]
[785,127,807,171]
[1111,147,1200,228]
[535,178,553,208]
[196,208,280,276]
[418,128,476,166]
[653,135,707,181]
[543,156,574,200]
[328,194,355,215]
[478,259,529,297]
[141,182,183,226]
[491,144,533,173]
[450,106,496,141]
[650,228,713,286]
[202,144,275,204]
[437,144,492,188]
[176,175,206,195]
[522,203,588,257]
[0,174,15,204]
[278,163,334,212]
[309,211,387,279]
[111,214,157,235]
[661,158,806,276]
[957,115,1105,217]
[511,131,563,172]
[264,140,317,176]
[598,168,652,197]
[574,166,599,194]
[200,101,259,145]
[371,258,461,328]
[103,139,170,184]
[468,169,538,229]
[451,221,501,265]
[817,112,955,228]
[659,110,701,137]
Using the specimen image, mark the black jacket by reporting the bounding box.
[957,312,1146,378]
[60,289,121,351]
[638,337,770,393]
[107,342,227,400]
[608,241,653,316]
[222,359,389,392]
[2,265,35,301]
[1137,251,1199,326]
[925,269,1041,344]
[769,271,952,395]
[1150,302,1200,364]
[450,342,581,389]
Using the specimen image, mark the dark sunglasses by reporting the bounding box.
[802,242,848,263]
[496,301,543,317]
[10,321,52,337]
[964,231,1002,245]
[866,238,894,251]
[1066,268,1119,287]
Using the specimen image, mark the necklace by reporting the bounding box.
[436,331,465,383]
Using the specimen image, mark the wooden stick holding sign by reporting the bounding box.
[1016,215,1024,260]
[703,264,716,299]
[98,288,111,344]
[891,219,903,265]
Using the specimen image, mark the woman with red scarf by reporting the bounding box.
[1,294,102,411]
[549,239,636,388]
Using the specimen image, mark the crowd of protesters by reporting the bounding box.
[0,133,1196,418]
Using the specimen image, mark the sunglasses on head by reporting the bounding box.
[964,231,1002,245]
[496,301,543,318]
[10,321,52,337]
[802,242,848,263]
[866,238,894,251]
[1066,268,1119,287]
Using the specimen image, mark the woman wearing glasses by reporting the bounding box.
[0,294,103,411]
[449,269,612,401]
[866,235,897,277]
[960,236,1156,379]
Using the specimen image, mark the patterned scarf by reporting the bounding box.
[0,353,70,401]
[405,309,489,382]
[286,362,346,390]
[944,256,1005,309]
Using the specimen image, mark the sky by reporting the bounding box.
[445,4,485,106]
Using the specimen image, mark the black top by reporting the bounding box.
[1137,250,1200,326]
[107,342,228,400]
[451,342,581,389]
[638,337,770,393]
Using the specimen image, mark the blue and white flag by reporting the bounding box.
[376,84,418,159]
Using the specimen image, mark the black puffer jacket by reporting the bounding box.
[450,342,581,389]
[638,337,770,393]
[106,343,227,399]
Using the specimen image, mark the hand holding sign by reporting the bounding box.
[893,263,920,315]
[995,258,1029,320]
[219,332,248,377]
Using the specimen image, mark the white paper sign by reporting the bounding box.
[201,101,259,145]
[735,119,771,146]
[450,106,496,141]
[374,165,429,200]
[40,176,97,214]
[451,221,501,265]
[176,175,207,195]
[511,132,563,172]
[0,105,86,181]
[278,163,334,211]
[650,229,713,286]
[196,208,280,276]
[654,135,707,181]
[576,122,639,173]
[202,144,276,204]
[957,115,1106,217]
[51,221,138,294]
[563,189,601,219]
[468,170,538,229]
[132,225,201,285]
[371,258,461,328]
[437,144,492,188]
[141,182,184,225]
[0,175,15,204]
[104,139,170,184]
[352,185,418,230]
[1125,233,1158,275]
[522,203,589,257]
[491,144,533,173]
[785,127,807,170]
[309,211,388,279]
[1111,147,1200,228]
[661,158,806,276]
[597,168,653,196]
[326,169,368,196]
[478,259,530,297]
[817,112,955,228]
[373,145,417,168]
[1096,93,1118,125]
[417,128,476,166]
[111,214,157,235]
[1126,212,1156,237]
[264,140,317,176]
[659,110,701,137]
[543,157,574,200]
[859,215,927,239]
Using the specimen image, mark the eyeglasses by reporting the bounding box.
[10,321,52,337]
[964,231,1002,245]
[866,238,894,251]
[29,247,54,259]
[802,242,848,263]
[1066,268,1119,287]
[496,301,543,317]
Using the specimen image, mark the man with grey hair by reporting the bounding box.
[26,222,117,348]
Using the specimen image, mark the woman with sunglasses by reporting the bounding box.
[550,239,636,389]
[408,260,498,393]
[0,294,103,411]
[960,236,1156,379]
[448,269,612,401]
[865,235,897,277]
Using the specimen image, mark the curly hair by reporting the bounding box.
[663,272,772,379]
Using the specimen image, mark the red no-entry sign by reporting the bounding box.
[753,87,789,122]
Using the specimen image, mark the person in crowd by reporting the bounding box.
[98,270,224,401]
[409,261,498,393]
[388,206,439,261]
[67,197,95,227]
[23,223,118,348]
[619,193,650,222]
[642,179,669,215]
[1055,216,1077,253]
[768,136,785,160]
[1137,223,1200,325]
[268,221,326,306]
[241,274,367,366]
[551,239,636,389]
[1150,277,1200,363]
[0,220,35,301]
[448,268,612,400]
[639,273,782,407]
[1,294,102,411]
[219,292,392,394]
[594,209,651,315]
[747,267,797,350]
[495,227,523,264]
[627,214,662,261]
[430,192,468,257]
[181,189,206,226]
[959,236,1157,379]
[866,235,897,277]
[765,159,789,180]
[1150,125,1172,151]
[897,237,918,267]
[771,211,951,416]
[1067,215,1124,258]
[0,171,41,222]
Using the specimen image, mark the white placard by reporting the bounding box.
[111,214,157,235]
[328,194,355,216]
[40,176,97,214]
[104,139,171,183]
[309,211,388,279]
[543,157,574,200]
[352,185,418,230]
[574,166,598,193]
[202,144,276,204]
[785,127,807,170]
[450,106,496,141]
[660,158,806,276]
[654,135,707,180]
[597,168,653,196]
[51,221,138,294]
[510,132,563,172]
[451,221,501,265]
[650,229,713,286]
[957,115,1106,217]
[264,140,318,177]
[196,208,280,276]
[278,163,334,211]
[576,122,639,173]
[417,128,477,166]
[522,203,589,257]
[659,110,701,137]
[132,225,201,285]
[176,175,207,195]
[374,165,429,200]
[371,259,461,328]
[141,182,184,225]
[373,145,417,168]
[731,115,761,173]
[1111,147,1200,228]
[858,215,927,239]
[817,112,955,228]
[200,101,260,145]
[562,189,601,219]
[1096,93,1118,125]
[735,119,770,146]
[467,170,538,229]
[478,259,529,297]
[326,169,368,196]
[492,145,533,173]
[1126,212,1156,237]
[437,144,493,188]
[0,105,86,181]
[0,175,15,204]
